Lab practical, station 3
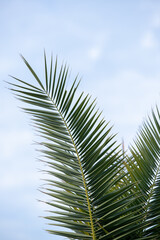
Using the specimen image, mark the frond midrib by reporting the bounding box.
[45,90,96,240]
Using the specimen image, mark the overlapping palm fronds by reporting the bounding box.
[9,53,160,239]
[126,107,160,239]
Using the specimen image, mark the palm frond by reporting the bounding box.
[127,107,160,239]
[9,53,149,239]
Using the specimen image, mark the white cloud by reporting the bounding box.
[88,46,101,60]
[152,14,160,28]
[141,32,157,48]
[87,33,108,61]
[0,172,38,190]
[0,130,33,158]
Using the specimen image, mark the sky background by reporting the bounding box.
[1,1,160,239]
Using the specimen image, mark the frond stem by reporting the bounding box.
[46,91,96,240]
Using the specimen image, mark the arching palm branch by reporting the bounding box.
[9,53,160,239]
[125,107,160,239]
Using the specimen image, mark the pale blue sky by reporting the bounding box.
[1,1,160,240]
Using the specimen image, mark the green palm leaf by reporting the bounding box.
[126,107,160,239]
[9,52,151,239]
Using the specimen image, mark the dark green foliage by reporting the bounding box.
[9,53,160,239]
